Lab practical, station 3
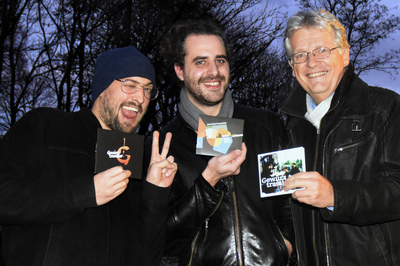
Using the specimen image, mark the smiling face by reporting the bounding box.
[289,27,350,105]
[92,76,150,133]
[174,34,230,115]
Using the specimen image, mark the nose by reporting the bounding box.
[130,86,145,103]
[207,61,219,76]
[307,53,319,68]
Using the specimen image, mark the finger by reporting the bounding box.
[151,131,160,159]
[284,174,310,190]
[165,163,178,177]
[241,143,247,156]
[104,166,125,176]
[166,155,174,164]
[219,147,244,166]
[168,170,178,180]
[292,188,306,199]
[285,180,305,191]
[164,161,177,171]
[110,170,131,185]
[114,184,128,197]
[283,177,296,190]
[113,177,129,191]
[149,158,174,176]
[236,143,247,161]
[161,132,172,158]
[232,167,241,176]
[224,143,247,167]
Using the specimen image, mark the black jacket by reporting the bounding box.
[280,65,400,265]
[0,107,169,266]
[152,104,294,265]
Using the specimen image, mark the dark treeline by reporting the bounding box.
[1,0,399,137]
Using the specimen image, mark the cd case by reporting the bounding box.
[95,128,144,179]
[258,147,306,197]
[196,115,244,156]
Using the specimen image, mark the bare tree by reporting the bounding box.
[0,0,55,132]
[36,0,128,111]
[234,48,293,113]
[1,0,398,137]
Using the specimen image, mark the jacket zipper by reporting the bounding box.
[321,117,343,266]
[333,133,373,153]
[229,177,243,266]
[188,231,200,266]
[312,129,321,266]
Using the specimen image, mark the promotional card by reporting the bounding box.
[258,147,306,197]
[95,128,144,179]
[196,115,244,156]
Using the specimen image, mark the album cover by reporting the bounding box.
[258,147,306,197]
[196,115,244,156]
[95,128,144,179]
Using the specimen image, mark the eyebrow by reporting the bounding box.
[127,78,153,86]
[192,56,208,62]
[192,54,228,63]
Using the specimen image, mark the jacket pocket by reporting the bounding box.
[329,132,376,182]
[333,132,374,154]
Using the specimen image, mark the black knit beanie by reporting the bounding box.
[91,46,156,103]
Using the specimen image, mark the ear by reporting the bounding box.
[288,60,296,77]
[342,47,351,67]
[174,64,184,81]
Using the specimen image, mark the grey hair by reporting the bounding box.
[283,10,350,61]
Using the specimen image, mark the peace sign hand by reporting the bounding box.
[146,131,177,187]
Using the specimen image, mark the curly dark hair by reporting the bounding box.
[160,19,231,68]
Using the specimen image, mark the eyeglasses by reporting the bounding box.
[116,79,159,100]
[290,46,340,64]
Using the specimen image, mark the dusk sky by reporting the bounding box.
[260,0,399,94]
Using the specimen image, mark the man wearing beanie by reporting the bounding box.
[0,46,177,265]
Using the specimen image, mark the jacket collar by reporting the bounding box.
[280,64,370,118]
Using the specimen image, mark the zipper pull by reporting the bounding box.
[205,218,209,229]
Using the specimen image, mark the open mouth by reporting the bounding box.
[121,105,140,120]
[122,106,139,112]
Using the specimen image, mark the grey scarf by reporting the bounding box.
[179,88,234,130]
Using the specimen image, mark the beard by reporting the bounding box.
[99,97,141,133]
[185,74,229,107]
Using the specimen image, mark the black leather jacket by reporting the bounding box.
[280,65,400,266]
[154,104,294,266]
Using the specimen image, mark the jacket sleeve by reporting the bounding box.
[165,174,226,255]
[0,111,97,225]
[321,92,400,225]
[140,180,172,266]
